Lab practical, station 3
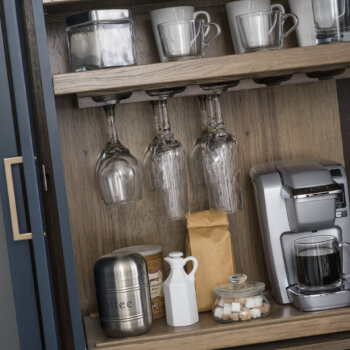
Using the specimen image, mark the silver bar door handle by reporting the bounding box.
[4,156,32,241]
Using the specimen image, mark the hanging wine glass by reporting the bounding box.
[94,93,142,205]
[142,101,162,192]
[145,87,189,221]
[189,95,216,187]
[200,82,243,213]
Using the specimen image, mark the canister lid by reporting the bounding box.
[113,245,162,257]
[94,252,148,287]
[66,9,132,28]
[213,274,265,298]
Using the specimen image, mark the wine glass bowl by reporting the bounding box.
[199,82,243,214]
[144,87,189,220]
[96,143,142,204]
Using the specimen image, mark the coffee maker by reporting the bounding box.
[250,160,350,311]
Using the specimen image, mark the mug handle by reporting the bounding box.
[204,23,221,48]
[282,13,299,39]
[271,3,285,14]
[194,10,211,36]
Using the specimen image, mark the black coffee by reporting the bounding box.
[296,248,342,287]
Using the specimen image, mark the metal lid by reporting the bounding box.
[94,252,149,290]
[213,274,265,298]
[66,9,132,28]
[113,245,162,257]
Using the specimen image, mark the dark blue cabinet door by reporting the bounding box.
[0,1,59,348]
[27,0,87,348]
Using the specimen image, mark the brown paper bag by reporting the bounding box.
[186,210,236,312]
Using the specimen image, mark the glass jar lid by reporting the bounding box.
[213,274,265,298]
[66,10,132,28]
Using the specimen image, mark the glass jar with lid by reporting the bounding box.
[66,9,137,72]
[212,274,270,322]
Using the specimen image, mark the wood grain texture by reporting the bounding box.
[52,43,350,97]
[83,301,350,350]
[45,4,236,74]
[42,0,290,23]
[46,1,347,345]
[55,80,344,316]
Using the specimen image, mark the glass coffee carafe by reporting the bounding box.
[295,235,350,292]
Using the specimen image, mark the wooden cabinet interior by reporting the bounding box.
[45,0,346,338]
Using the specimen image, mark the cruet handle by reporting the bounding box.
[183,256,198,279]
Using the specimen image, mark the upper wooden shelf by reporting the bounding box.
[53,43,350,99]
[83,299,350,350]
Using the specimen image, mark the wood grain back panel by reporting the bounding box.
[45,1,295,75]
[55,79,344,315]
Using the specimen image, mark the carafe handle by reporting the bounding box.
[338,242,350,279]
[183,256,198,279]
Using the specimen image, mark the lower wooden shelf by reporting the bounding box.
[83,299,350,350]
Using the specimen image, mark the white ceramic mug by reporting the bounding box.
[289,0,317,46]
[225,0,285,54]
[150,6,211,62]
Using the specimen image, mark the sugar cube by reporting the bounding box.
[222,314,229,321]
[229,313,240,321]
[231,302,241,313]
[223,303,232,315]
[234,297,246,305]
[217,297,224,307]
[250,308,261,319]
[224,298,233,304]
[245,296,263,308]
[239,307,252,321]
[259,302,270,314]
[214,307,223,319]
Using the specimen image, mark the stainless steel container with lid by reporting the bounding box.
[66,9,137,72]
[94,252,152,338]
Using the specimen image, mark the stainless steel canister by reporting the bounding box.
[94,253,152,337]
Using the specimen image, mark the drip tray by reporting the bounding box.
[287,282,350,311]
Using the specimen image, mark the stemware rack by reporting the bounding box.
[53,43,350,104]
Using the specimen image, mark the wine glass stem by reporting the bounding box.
[212,94,225,129]
[155,99,171,136]
[151,101,162,134]
[198,96,208,131]
[206,95,219,132]
[104,104,119,144]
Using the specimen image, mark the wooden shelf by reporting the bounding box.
[53,43,350,100]
[83,300,350,350]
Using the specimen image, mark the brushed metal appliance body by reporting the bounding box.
[94,253,152,337]
[250,160,350,311]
